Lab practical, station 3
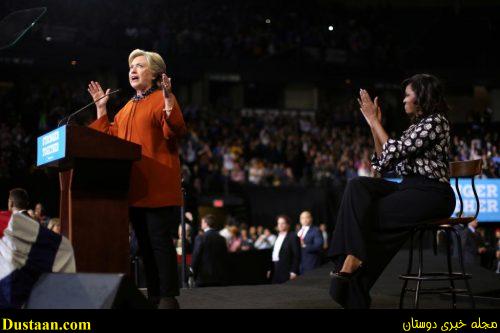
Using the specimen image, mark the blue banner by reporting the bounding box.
[451,178,499,223]
[386,178,500,223]
[36,126,66,166]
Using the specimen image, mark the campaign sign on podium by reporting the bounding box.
[37,125,66,166]
[36,125,141,273]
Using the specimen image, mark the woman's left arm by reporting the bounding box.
[157,74,187,140]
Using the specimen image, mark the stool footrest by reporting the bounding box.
[399,272,471,281]
[403,287,471,295]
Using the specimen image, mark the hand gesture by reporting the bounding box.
[358,89,381,127]
[87,81,110,111]
[161,73,174,117]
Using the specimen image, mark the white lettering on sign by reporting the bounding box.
[457,184,498,198]
[486,185,497,197]
[457,199,499,213]
[42,143,59,157]
[42,131,59,146]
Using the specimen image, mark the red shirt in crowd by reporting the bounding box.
[0,211,12,237]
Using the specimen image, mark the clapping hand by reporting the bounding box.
[358,89,381,127]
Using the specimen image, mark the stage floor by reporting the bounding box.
[177,250,500,309]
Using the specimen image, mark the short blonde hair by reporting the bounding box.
[47,218,61,231]
[128,49,166,85]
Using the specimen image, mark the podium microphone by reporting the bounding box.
[58,89,120,127]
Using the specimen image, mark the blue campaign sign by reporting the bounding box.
[386,178,500,223]
[36,125,66,166]
[452,178,500,223]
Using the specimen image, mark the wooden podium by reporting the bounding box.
[42,126,141,274]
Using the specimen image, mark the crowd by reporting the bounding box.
[180,111,374,193]
[1,0,407,67]
[2,0,496,69]
[1,107,499,195]
[174,211,329,256]
[184,210,330,286]
[180,110,500,195]
[181,209,500,287]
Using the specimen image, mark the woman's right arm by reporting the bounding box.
[88,81,109,118]
[87,81,117,136]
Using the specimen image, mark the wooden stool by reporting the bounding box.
[399,159,482,309]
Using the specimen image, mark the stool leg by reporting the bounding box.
[414,230,424,309]
[399,230,415,309]
[134,256,140,286]
[432,229,438,256]
[445,229,457,309]
[452,228,476,309]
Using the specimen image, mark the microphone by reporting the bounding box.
[58,89,121,127]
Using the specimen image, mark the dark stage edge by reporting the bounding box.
[177,250,500,309]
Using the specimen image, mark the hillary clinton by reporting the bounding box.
[87,49,187,309]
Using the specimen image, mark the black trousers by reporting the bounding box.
[130,206,180,298]
[271,261,290,284]
[328,176,456,308]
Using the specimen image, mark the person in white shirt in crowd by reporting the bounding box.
[176,222,192,256]
[319,223,329,251]
[254,228,277,250]
[267,215,301,284]
[297,211,324,273]
[219,218,234,246]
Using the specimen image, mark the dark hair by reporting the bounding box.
[276,215,291,225]
[202,214,217,229]
[401,74,450,121]
[8,188,29,210]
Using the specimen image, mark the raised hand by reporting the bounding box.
[161,73,174,117]
[358,89,380,127]
[87,81,110,117]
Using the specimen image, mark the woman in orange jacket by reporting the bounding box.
[87,49,186,309]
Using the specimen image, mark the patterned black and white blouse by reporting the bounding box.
[371,113,451,183]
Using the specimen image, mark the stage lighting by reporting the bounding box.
[265,18,271,24]
[328,25,334,31]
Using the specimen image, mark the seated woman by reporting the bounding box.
[328,74,456,308]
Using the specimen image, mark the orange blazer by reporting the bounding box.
[89,90,187,207]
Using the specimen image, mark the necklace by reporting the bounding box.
[132,86,158,101]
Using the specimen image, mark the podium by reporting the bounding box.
[37,125,141,274]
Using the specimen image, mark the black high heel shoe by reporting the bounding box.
[330,264,364,282]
